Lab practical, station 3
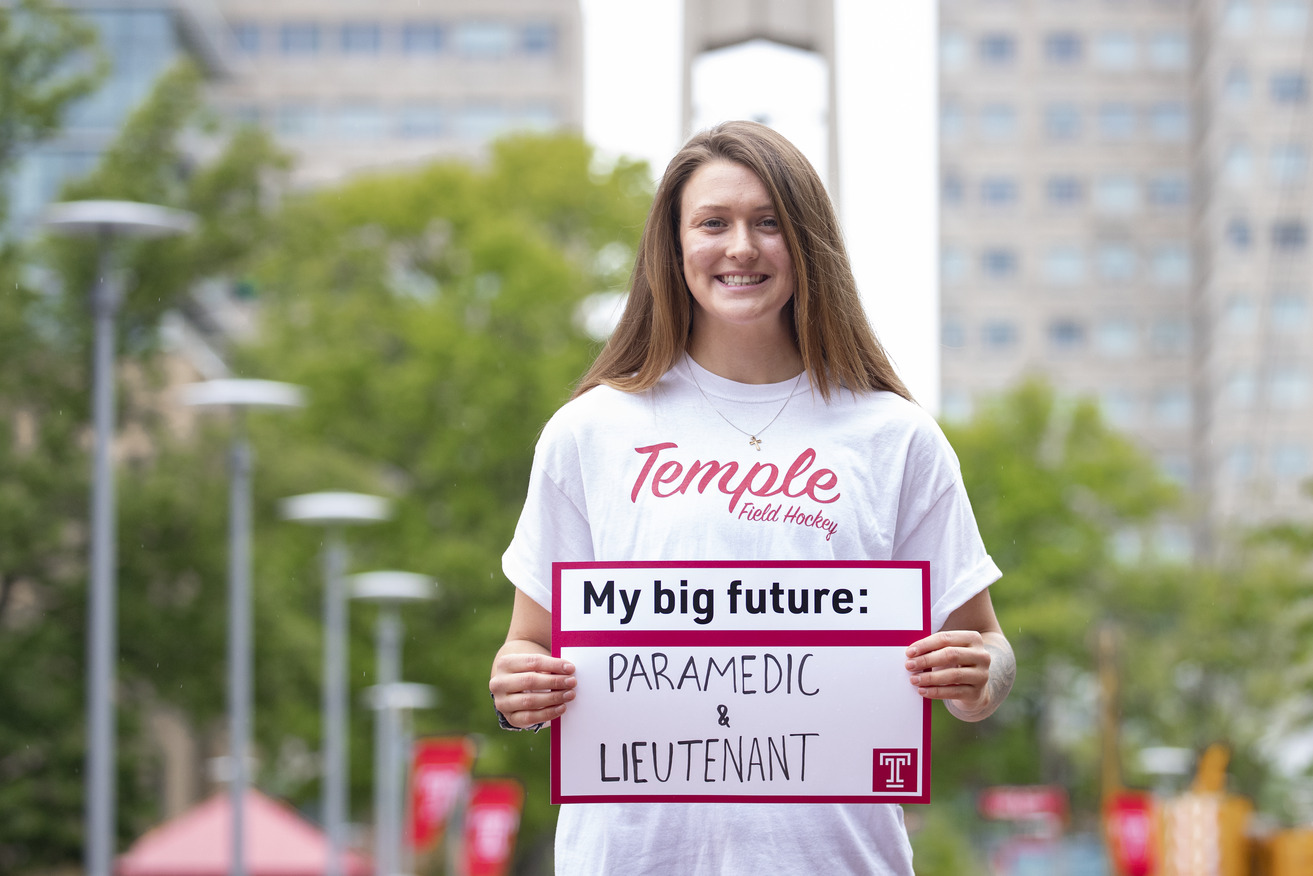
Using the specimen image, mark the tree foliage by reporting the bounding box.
[0,60,288,871]
[934,381,1312,828]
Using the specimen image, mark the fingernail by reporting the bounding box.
[563,662,575,673]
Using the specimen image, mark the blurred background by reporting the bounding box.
[1,0,1312,874]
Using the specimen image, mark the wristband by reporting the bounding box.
[493,692,544,732]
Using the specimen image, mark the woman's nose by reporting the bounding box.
[725,223,758,260]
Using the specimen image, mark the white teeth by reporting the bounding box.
[720,275,765,286]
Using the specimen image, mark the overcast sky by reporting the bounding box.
[576,1,941,410]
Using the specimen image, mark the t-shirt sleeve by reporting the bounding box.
[501,421,595,610]
[891,420,1001,632]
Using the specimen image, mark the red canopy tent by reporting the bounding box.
[116,789,372,876]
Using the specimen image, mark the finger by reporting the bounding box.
[500,690,575,727]
[495,653,576,677]
[905,645,990,674]
[489,670,578,697]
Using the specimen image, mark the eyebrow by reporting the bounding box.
[686,203,776,217]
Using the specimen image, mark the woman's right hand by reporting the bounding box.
[489,648,576,728]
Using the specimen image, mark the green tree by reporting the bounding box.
[225,134,652,862]
[0,59,288,870]
[936,382,1179,797]
[0,0,106,227]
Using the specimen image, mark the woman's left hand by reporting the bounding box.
[905,629,993,709]
[905,589,1015,722]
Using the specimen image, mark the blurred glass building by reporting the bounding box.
[8,0,583,221]
[938,0,1313,551]
[208,0,583,187]
[6,0,231,232]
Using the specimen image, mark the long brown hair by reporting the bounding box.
[573,120,912,403]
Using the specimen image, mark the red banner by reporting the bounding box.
[462,779,524,876]
[1104,790,1158,876]
[410,737,476,851]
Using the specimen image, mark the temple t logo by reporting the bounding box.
[872,750,917,792]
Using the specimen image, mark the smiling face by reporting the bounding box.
[679,160,797,356]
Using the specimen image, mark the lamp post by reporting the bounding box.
[361,682,437,876]
[40,199,196,876]
[182,379,305,876]
[280,492,391,876]
[350,572,435,876]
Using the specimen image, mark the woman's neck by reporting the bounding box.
[686,324,803,384]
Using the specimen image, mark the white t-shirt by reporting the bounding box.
[503,355,1002,875]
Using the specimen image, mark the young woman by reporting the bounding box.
[489,121,1014,874]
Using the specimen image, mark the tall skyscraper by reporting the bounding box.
[938,0,1313,550]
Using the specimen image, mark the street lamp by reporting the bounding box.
[361,682,438,876]
[350,572,436,876]
[41,199,196,876]
[279,492,391,876]
[182,379,305,876]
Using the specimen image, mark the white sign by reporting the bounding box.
[550,561,931,804]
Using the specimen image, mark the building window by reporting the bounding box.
[1150,243,1191,285]
[1226,217,1253,249]
[1097,242,1138,280]
[1100,389,1138,428]
[1268,0,1310,32]
[341,22,380,54]
[1046,176,1083,206]
[941,247,969,284]
[522,22,558,56]
[1269,143,1308,183]
[1153,386,1191,427]
[1149,102,1190,140]
[980,176,1019,206]
[275,103,320,136]
[457,103,511,140]
[1223,67,1252,104]
[1048,319,1086,350]
[1270,367,1309,408]
[1044,245,1086,285]
[1148,173,1190,207]
[1224,143,1254,184]
[1093,31,1136,69]
[280,23,319,55]
[980,103,1018,140]
[981,248,1020,279]
[1223,294,1257,332]
[941,319,966,348]
[1148,31,1189,69]
[399,103,446,138]
[1098,103,1137,139]
[1150,318,1190,355]
[1272,219,1307,251]
[979,33,1017,65]
[1225,444,1256,479]
[1045,32,1082,64]
[403,22,446,54]
[1271,71,1309,103]
[1094,175,1140,213]
[1271,443,1310,478]
[519,102,558,130]
[1097,318,1138,357]
[456,21,514,59]
[334,104,386,140]
[232,22,260,54]
[1271,292,1309,330]
[982,321,1020,350]
[1223,0,1255,33]
[1225,370,1257,408]
[1044,103,1082,140]
[941,31,969,71]
[940,103,965,141]
[942,174,965,205]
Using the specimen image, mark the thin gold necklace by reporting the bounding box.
[684,358,805,452]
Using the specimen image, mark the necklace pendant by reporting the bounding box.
[749,435,762,451]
